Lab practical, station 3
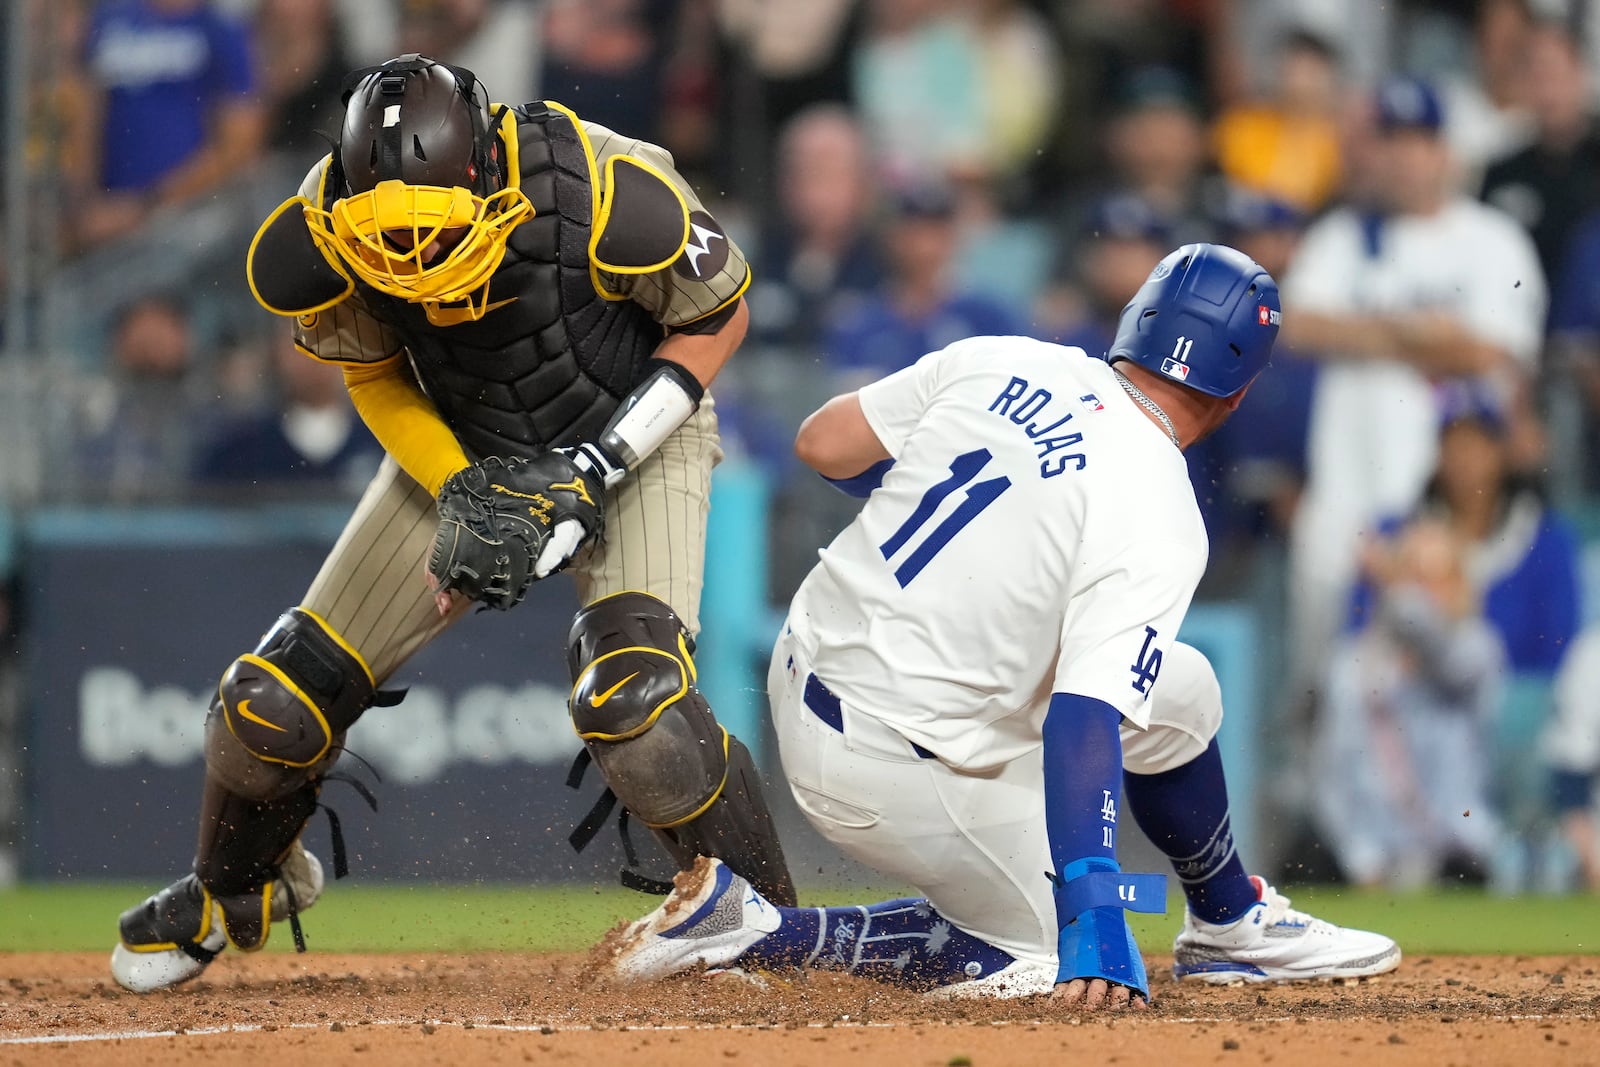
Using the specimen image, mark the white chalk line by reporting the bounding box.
[3,1013,1595,1047]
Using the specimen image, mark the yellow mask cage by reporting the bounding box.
[303,109,532,321]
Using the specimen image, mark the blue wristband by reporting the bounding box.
[822,458,894,498]
[1052,856,1163,996]
[1057,869,1168,918]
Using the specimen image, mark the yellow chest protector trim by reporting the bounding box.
[246,181,357,317]
[543,101,617,303]
[589,154,691,277]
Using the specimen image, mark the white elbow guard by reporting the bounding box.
[598,359,704,471]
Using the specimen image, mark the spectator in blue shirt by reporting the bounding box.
[746,105,886,358]
[1351,383,1582,678]
[1185,186,1315,555]
[63,0,264,252]
[70,294,201,502]
[1546,209,1600,494]
[1315,515,1507,889]
[824,181,1022,386]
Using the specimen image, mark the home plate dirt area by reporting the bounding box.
[2,953,1597,1066]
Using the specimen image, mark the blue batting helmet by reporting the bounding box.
[1107,243,1280,398]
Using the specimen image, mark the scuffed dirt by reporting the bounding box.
[2,952,1597,1065]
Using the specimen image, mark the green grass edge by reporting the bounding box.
[4,883,1598,956]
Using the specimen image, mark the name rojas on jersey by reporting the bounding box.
[987,374,1096,478]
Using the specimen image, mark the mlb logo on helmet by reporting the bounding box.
[1160,358,1191,380]
[1257,305,1282,326]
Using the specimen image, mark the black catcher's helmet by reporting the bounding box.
[303,54,532,319]
[337,54,501,196]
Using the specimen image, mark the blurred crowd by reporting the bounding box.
[2,0,1600,892]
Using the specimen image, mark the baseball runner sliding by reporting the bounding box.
[602,245,1401,1007]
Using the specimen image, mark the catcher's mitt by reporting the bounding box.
[427,453,605,610]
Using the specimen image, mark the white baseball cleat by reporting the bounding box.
[925,959,1059,1000]
[602,856,781,982]
[110,846,324,993]
[1172,875,1401,984]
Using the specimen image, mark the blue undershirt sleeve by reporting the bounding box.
[1042,693,1165,995]
[821,457,895,499]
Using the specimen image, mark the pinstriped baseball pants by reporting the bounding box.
[298,399,723,684]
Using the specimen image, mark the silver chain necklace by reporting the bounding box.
[1114,369,1181,449]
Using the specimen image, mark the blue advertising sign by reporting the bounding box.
[21,509,655,884]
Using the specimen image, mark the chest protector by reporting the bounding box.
[340,104,660,458]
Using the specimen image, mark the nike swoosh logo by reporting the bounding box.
[423,296,518,326]
[589,672,639,708]
[235,699,286,732]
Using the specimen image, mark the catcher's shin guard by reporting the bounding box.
[144,608,380,947]
[200,606,389,929]
[568,592,797,906]
[192,774,320,939]
[113,609,385,990]
[214,607,381,784]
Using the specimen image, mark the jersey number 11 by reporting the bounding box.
[878,449,1012,587]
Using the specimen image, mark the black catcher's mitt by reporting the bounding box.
[428,453,606,610]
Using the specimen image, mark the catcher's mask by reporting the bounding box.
[304,55,532,320]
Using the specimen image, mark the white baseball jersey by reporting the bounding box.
[786,337,1208,773]
[1288,197,1546,523]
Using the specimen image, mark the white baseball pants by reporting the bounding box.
[768,624,1223,964]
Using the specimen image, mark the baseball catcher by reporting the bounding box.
[111,54,794,993]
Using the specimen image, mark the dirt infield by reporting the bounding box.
[2,952,1597,1065]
